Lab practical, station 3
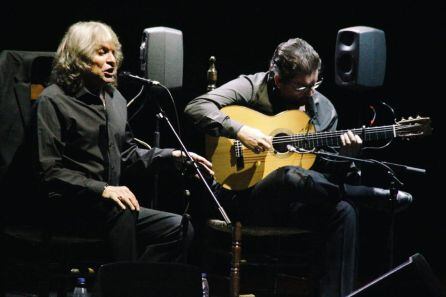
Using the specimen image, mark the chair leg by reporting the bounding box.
[230,222,242,297]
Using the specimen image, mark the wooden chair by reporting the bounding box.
[206,219,314,297]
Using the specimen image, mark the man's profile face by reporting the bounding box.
[274,70,319,106]
[85,42,117,90]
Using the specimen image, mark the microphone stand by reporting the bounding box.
[152,96,161,209]
[287,145,425,269]
[122,73,231,224]
[140,82,230,265]
[155,109,232,226]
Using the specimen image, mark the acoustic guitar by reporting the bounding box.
[205,105,431,190]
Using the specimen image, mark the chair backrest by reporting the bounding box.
[207,56,217,91]
[0,51,54,179]
[0,50,54,225]
[97,262,202,297]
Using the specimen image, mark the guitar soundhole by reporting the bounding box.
[272,133,290,153]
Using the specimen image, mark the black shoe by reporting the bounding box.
[371,188,413,213]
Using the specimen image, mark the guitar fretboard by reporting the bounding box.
[273,125,396,149]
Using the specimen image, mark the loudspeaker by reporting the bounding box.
[347,253,446,297]
[140,26,183,88]
[335,26,386,88]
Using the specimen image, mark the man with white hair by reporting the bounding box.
[35,21,213,262]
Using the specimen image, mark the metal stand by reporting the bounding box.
[122,73,231,235]
[155,110,231,225]
[287,146,425,269]
[384,170,401,269]
[151,105,161,209]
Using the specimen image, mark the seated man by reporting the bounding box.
[34,21,213,263]
[185,37,412,297]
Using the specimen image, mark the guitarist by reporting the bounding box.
[185,38,412,297]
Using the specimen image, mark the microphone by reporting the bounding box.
[119,71,160,86]
[382,161,426,175]
[287,145,298,153]
[287,145,311,153]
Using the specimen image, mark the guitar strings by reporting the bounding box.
[233,127,397,160]
[271,126,396,144]
[232,124,415,159]
[271,125,395,139]
[235,151,312,159]
[271,126,395,140]
[233,124,413,146]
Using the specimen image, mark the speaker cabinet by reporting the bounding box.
[347,253,446,297]
[140,27,183,88]
[335,26,386,88]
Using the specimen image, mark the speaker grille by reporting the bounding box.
[335,26,386,88]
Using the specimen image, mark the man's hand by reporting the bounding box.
[102,185,140,211]
[172,150,214,177]
[338,130,362,157]
[236,125,272,153]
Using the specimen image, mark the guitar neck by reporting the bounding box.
[277,125,396,149]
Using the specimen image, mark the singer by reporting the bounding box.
[33,21,212,263]
[185,38,413,297]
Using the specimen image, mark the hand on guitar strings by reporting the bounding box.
[236,125,273,154]
[338,130,363,157]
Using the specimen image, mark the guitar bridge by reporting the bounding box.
[234,140,244,169]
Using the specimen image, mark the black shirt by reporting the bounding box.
[35,84,173,199]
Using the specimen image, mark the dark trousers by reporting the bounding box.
[107,207,193,262]
[232,166,360,297]
[48,198,194,263]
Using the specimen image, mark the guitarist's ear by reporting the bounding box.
[273,73,282,89]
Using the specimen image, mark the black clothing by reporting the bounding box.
[36,84,174,198]
[35,83,191,262]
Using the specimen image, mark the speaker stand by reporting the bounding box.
[150,107,161,209]
[387,179,399,270]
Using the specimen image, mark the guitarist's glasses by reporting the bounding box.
[294,78,323,93]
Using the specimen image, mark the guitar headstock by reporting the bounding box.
[395,116,432,139]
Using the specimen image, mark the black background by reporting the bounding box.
[1,0,445,288]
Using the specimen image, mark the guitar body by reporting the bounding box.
[205,106,316,190]
[205,105,431,190]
